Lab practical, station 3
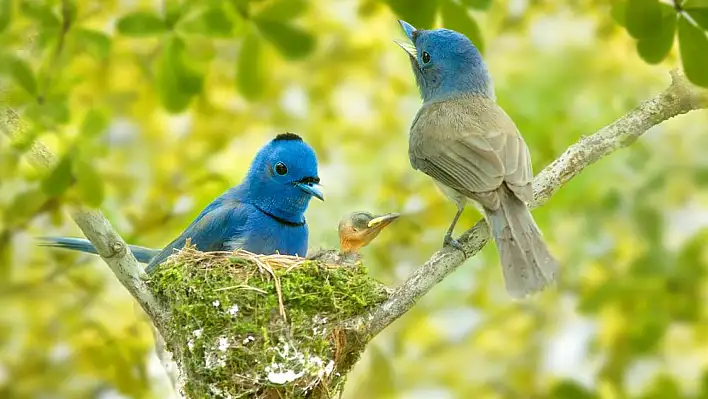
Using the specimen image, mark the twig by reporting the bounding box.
[214,284,269,294]
[352,70,708,337]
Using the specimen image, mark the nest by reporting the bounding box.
[146,246,390,398]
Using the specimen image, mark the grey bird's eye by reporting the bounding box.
[422,51,431,64]
[274,162,288,175]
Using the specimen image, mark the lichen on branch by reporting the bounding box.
[146,248,389,398]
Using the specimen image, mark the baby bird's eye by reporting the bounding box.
[422,51,431,64]
[274,162,288,175]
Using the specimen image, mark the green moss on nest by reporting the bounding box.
[147,248,389,398]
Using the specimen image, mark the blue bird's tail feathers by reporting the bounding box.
[38,237,159,264]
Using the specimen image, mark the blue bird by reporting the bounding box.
[395,21,558,298]
[40,133,324,274]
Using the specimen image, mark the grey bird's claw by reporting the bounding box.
[443,234,464,252]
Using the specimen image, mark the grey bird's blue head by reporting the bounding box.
[244,133,323,222]
[395,20,494,103]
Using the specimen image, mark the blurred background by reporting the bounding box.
[1,0,708,398]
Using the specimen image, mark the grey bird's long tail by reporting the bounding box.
[485,186,558,298]
[38,237,159,264]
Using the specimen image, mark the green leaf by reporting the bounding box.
[700,369,708,398]
[256,0,307,20]
[685,8,708,30]
[73,159,104,207]
[116,11,166,37]
[20,0,60,29]
[636,5,676,64]
[678,15,708,87]
[80,109,108,139]
[24,99,70,127]
[385,0,438,29]
[441,0,484,52]
[8,57,37,96]
[236,33,266,101]
[62,0,77,24]
[642,375,682,398]
[73,28,111,59]
[228,0,251,17]
[4,187,47,228]
[156,36,203,113]
[625,0,663,39]
[0,0,12,34]
[549,380,596,399]
[611,1,627,27]
[254,19,315,59]
[683,0,708,8]
[179,7,234,37]
[41,155,74,197]
[164,0,186,28]
[461,0,491,10]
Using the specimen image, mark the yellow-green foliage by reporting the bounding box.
[147,249,389,398]
[4,0,708,398]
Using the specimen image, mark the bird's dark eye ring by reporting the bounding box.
[422,51,431,64]
[274,162,288,175]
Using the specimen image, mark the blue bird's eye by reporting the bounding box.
[274,162,288,176]
[422,51,431,64]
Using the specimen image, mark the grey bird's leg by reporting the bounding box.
[443,206,465,251]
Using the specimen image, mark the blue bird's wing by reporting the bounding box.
[145,202,249,273]
[409,96,534,209]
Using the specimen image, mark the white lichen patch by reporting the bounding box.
[312,314,329,336]
[266,368,305,384]
[324,360,335,376]
[205,350,227,369]
[217,336,230,352]
[227,304,239,316]
[203,336,232,369]
[260,339,336,387]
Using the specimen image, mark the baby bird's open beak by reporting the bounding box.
[394,20,417,58]
[296,182,324,201]
[367,213,400,230]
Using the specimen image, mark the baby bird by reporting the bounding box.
[308,211,399,266]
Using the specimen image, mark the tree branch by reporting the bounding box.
[0,108,169,327]
[355,70,708,337]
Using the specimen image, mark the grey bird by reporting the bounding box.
[395,20,558,298]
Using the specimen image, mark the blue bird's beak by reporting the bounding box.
[296,182,324,201]
[394,20,418,58]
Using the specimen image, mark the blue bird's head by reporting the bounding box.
[244,133,323,222]
[395,20,494,103]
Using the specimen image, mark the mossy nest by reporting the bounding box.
[146,247,390,399]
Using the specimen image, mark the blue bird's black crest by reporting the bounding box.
[274,133,302,142]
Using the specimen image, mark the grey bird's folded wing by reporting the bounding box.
[409,95,533,208]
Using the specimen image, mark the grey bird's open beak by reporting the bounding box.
[394,20,417,58]
[296,182,324,201]
[367,213,400,229]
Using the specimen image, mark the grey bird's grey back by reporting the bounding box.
[409,94,533,209]
[409,94,558,297]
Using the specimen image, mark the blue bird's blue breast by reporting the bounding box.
[232,207,309,257]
